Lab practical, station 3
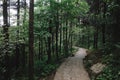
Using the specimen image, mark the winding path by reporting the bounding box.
[54,48,90,80]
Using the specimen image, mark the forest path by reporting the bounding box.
[54,48,90,80]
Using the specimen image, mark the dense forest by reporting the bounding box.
[0,0,120,80]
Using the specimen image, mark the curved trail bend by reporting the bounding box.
[54,48,90,80]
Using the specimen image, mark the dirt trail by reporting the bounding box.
[54,48,90,80]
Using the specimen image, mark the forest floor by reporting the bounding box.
[53,48,90,80]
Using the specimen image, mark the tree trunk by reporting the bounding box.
[55,12,59,60]
[65,18,68,57]
[94,27,98,49]
[28,0,34,80]
[47,20,52,63]
[59,23,62,55]
[102,2,106,46]
[38,36,41,60]
[17,0,20,26]
[3,0,10,80]
[70,21,73,53]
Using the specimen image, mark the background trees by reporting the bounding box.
[84,0,120,80]
[0,0,89,79]
[0,0,120,80]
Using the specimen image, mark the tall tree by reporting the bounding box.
[47,19,52,63]
[102,2,106,46]
[92,0,100,49]
[55,8,59,60]
[17,0,20,26]
[15,0,20,71]
[3,0,10,80]
[112,0,120,44]
[28,0,34,80]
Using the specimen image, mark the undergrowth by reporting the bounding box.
[85,44,120,80]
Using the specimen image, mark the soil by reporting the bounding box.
[54,48,90,80]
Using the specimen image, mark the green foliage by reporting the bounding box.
[34,57,58,77]
[2,0,120,79]
[40,64,58,77]
[96,66,113,80]
[96,65,120,80]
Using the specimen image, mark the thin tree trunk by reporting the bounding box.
[38,36,41,60]
[94,27,98,49]
[102,2,106,46]
[17,0,20,26]
[52,31,55,57]
[16,0,20,41]
[65,17,68,57]
[55,11,59,60]
[28,0,34,80]
[3,0,10,80]
[23,0,27,24]
[15,44,20,69]
[47,20,52,63]
[22,0,27,42]
[21,43,26,68]
[59,15,62,55]
[70,21,73,53]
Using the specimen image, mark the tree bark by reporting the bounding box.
[17,0,20,26]
[102,2,107,46]
[47,20,52,63]
[28,0,34,80]
[3,0,10,80]
[55,11,59,60]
